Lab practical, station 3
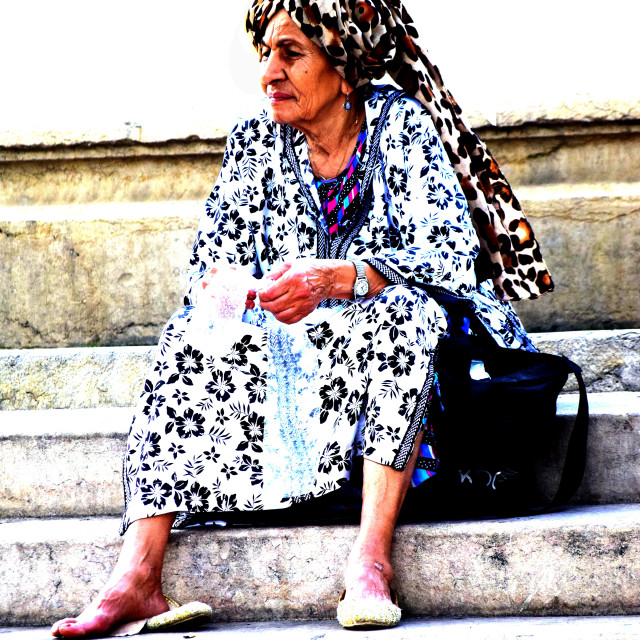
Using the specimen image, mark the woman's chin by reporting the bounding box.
[269,103,300,126]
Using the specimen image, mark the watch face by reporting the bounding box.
[355,280,369,297]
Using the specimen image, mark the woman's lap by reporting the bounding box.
[121,285,446,533]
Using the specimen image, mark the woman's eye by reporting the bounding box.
[285,49,301,58]
[260,49,270,61]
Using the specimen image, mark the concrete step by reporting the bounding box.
[0,201,198,349]
[0,138,225,208]
[1,329,638,412]
[4,616,640,639]
[1,505,639,626]
[531,329,640,393]
[512,182,640,333]
[0,346,154,411]
[0,408,131,518]
[1,116,638,208]
[1,393,638,518]
[1,182,639,348]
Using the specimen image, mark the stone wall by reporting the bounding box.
[1,107,639,347]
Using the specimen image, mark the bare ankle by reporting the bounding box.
[346,543,394,591]
[111,557,163,589]
[350,538,391,567]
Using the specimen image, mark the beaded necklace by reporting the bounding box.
[314,124,367,237]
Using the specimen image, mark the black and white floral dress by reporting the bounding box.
[120,84,533,533]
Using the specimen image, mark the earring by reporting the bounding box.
[343,93,352,111]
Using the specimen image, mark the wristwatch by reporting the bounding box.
[352,261,369,302]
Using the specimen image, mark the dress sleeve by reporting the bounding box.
[364,97,480,298]
[183,117,268,306]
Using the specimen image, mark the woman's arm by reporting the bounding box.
[358,96,479,298]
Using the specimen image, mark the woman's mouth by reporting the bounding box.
[268,91,293,103]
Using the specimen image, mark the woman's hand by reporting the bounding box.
[257,259,336,324]
[256,258,389,324]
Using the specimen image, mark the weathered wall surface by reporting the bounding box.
[2,114,638,347]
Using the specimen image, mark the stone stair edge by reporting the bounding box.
[2,504,640,625]
[0,406,133,437]
[530,328,640,341]
[2,503,640,543]
[0,327,636,357]
[1,182,638,221]
[0,344,154,358]
[517,181,640,201]
[0,387,634,416]
[1,329,638,411]
[0,200,203,222]
[0,392,638,519]
[1,94,639,149]
[4,616,640,640]
[557,390,638,414]
[0,390,632,432]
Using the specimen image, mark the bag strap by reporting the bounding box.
[547,357,589,509]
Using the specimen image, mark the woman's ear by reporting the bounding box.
[341,78,356,98]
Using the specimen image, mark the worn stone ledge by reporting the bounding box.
[4,616,640,640]
[1,330,638,412]
[0,347,155,411]
[0,203,200,349]
[1,505,640,625]
[0,121,229,150]
[512,185,640,332]
[552,393,640,505]
[0,408,131,518]
[3,120,636,161]
[530,329,640,393]
[0,183,638,347]
[1,393,638,518]
[1,121,639,207]
[488,95,640,128]
[1,94,638,150]
[0,138,227,164]
[0,153,221,207]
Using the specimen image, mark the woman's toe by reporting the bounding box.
[54,621,99,638]
[52,613,114,638]
[51,619,77,637]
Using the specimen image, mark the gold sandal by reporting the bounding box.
[336,589,402,629]
[110,596,212,636]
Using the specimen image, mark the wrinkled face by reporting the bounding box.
[259,10,346,130]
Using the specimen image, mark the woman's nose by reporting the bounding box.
[260,52,285,86]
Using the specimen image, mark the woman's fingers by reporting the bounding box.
[259,262,292,296]
[258,259,339,323]
[268,306,309,325]
[259,276,317,322]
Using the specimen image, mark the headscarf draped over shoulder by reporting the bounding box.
[246,0,554,301]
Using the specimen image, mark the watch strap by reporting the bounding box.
[352,260,369,302]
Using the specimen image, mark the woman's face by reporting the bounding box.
[259,10,347,130]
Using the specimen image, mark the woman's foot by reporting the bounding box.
[338,542,401,629]
[343,543,394,603]
[51,570,169,638]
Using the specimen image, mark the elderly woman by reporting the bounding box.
[52,0,552,635]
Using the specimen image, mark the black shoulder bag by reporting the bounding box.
[413,288,590,518]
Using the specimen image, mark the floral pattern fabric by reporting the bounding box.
[120,84,533,533]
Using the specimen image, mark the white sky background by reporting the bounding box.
[1,0,637,134]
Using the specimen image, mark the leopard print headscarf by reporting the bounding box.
[246,0,554,301]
